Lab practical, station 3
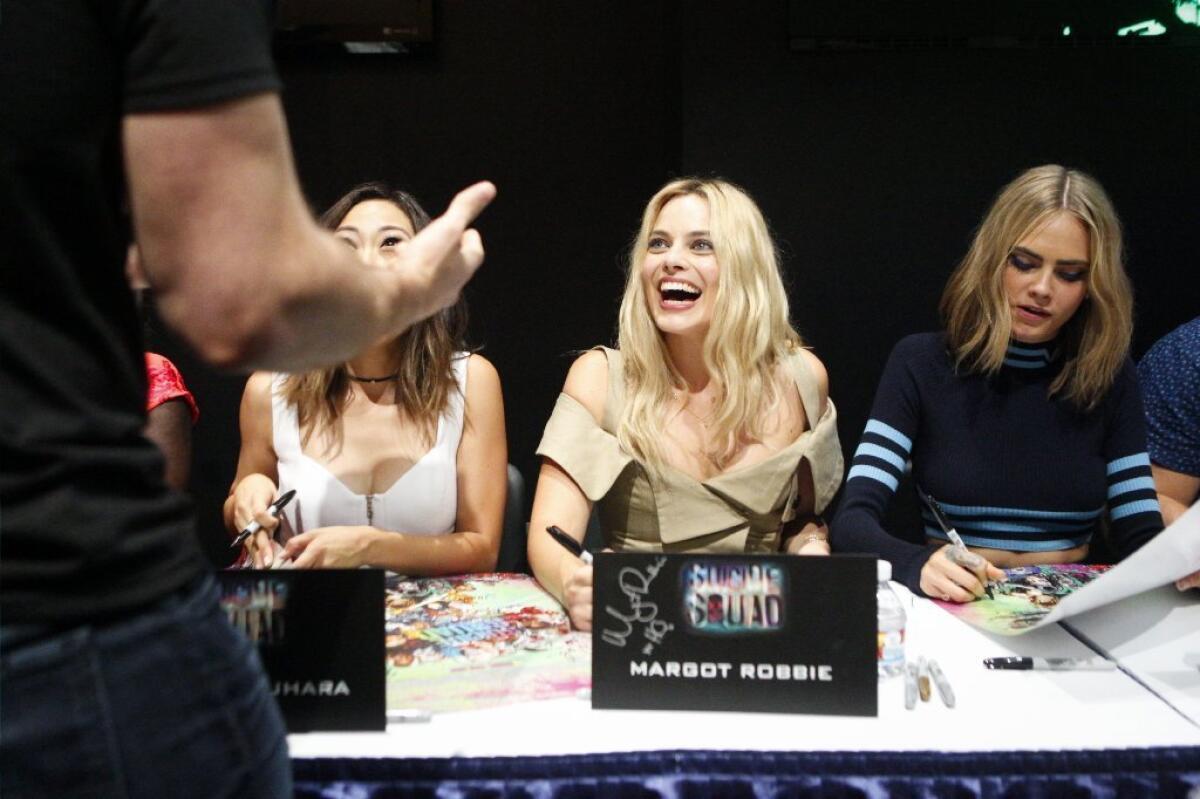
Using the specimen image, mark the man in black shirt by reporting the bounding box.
[0,2,494,796]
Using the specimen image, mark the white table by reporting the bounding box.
[1066,584,1200,727]
[289,584,1200,759]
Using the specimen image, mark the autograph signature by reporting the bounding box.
[600,556,675,654]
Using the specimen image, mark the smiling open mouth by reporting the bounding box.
[660,280,702,305]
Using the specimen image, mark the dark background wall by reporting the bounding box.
[151,2,1199,567]
[678,5,1200,536]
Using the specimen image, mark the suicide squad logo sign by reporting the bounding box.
[592,553,878,716]
[682,561,786,633]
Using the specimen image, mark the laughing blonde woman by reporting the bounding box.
[527,178,843,629]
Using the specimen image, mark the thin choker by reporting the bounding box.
[347,372,398,383]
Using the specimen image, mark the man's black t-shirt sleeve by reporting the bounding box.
[0,0,281,626]
[122,0,281,113]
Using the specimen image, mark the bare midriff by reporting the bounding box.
[926,539,1090,568]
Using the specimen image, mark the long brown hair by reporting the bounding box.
[283,182,467,446]
[939,165,1132,410]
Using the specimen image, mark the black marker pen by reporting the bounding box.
[984,656,1116,671]
[546,525,593,565]
[231,489,297,550]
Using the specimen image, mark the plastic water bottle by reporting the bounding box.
[877,559,906,678]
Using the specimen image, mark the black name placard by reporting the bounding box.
[592,553,877,715]
[217,569,385,731]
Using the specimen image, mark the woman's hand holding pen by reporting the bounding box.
[230,474,282,568]
[560,556,594,631]
[543,524,595,629]
[920,544,1005,602]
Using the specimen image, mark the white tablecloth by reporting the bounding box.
[289,583,1200,759]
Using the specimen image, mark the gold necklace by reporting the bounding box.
[674,391,714,428]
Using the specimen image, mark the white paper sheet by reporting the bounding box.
[1023,499,1200,631]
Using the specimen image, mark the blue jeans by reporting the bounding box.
[1,575,291,799]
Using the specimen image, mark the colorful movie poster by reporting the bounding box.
[933,564,1110,635]
[385,573,590,713]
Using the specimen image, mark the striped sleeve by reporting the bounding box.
[831,338,940,592]
[1104,360,1164,557]
[847,419,912,492]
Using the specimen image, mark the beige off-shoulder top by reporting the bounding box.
[536,347,843,553]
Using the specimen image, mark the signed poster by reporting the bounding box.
[932,564,1110,636]
[591,553,878,715]
[933,501,1200,635]
[385,573,591,713]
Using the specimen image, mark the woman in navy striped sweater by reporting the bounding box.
[831,165,1163,602]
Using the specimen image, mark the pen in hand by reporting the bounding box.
[944,539,995,601]
[546,525,592,565]
[230,489,297,551]
[917,487,996,600]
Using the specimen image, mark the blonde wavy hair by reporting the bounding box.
[283,183,466,448]
[616,178,803,475]
[940,165,1132,411]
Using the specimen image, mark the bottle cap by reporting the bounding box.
[877,559,892,582]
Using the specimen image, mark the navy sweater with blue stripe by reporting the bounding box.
[831,333,1163,594]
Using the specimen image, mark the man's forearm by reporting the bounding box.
[125,93,491,373]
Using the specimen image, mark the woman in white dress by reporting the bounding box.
[224,183,506,573]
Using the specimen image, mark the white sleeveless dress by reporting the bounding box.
[271,355,467,540]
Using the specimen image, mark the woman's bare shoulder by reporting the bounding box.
[562,349,609,425]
